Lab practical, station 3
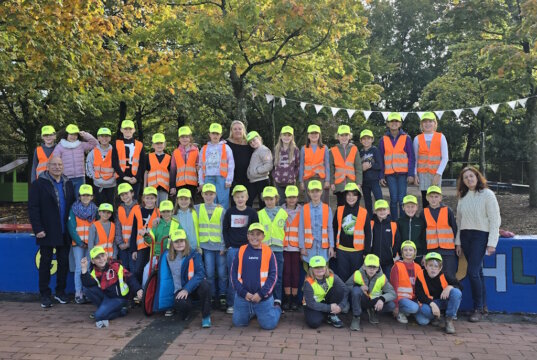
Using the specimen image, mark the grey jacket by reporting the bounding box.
[247,145,273,183]
[303,272,348,313]
[329,143,363,193]
[345,265,396,303]
[86,145,116,188]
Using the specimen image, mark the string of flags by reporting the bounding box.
[258,91,536,121]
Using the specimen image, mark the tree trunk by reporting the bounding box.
[479,114,486,176]
[135,108,143,142]
[229,64,247,125]
[117,101,127,138]
[462,126,475,168]
[528,97,537,207]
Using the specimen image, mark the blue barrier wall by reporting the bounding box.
[1,233,536,313]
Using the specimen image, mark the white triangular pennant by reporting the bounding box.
[434,111,445,120]
[265,94,274,103]
[381,112,390,121]
[453,109,463,118]
[281,98,286,107]
[314,104,323,114]
[363,111,372,120]
[400,112,409,121]
[518,98,528,108]
[346,109,356,119]
[251,90,257,100]
[300,102,307,111]
[489,104,499,113]
[416,111,425,120]
[471,107,481,116]
[508,101,517,110]
[331,107,341,117]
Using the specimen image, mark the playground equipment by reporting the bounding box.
[0,157,28,202]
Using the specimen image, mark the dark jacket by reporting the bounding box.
[28,172,75,247]
[332,203,371,252]
[368,214,401,266]
[81,260,141,299]
[396,213,427,256]
[415,271,461,305]
[231,244,277,300]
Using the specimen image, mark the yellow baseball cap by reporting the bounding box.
[159,200,174,212]
[285,185,299,197]
[79,184,93,196]
[246,131,260,143]
[202,183,216,193]
[98,203,114,212]
[374,199,389,210]
[117,183,133,195]
[152,133,165,144]
[360,129,374,139]
[248,222,265,233]
[178,126,192,137]
[309,256,327,268]
[403,195,418,205]
[262,186,278,198]
[97,127,112,136]
[66,124,80,134]
[209,123,222,134]
[90,246,106,259]
[427,185,442,195]
[421,112,437,121]
[307,124,321,133]
[41,125,56,136]
[308,180,323,191]
[177,188,192,198]
[425,252,443,262]
[232,184,247,195]
[170,229,187,243]
[344,182,362,194]
[401,240,417,251]
[364,254,380,267]
[143,186,158,197]
[337,125,351,135]
[121,120,135,129]
[387,112,402,122]
[280,126,294,135]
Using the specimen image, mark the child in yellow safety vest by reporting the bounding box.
[170,126,199,200]
[144,133,171,207]
[329,125,363,206]
[258,186,287,307]
[299,125,330,203]
[346,254,396,331]
[67,184,98,304]
[114,183,142,272]
[421,186,458,278]
[369,199,401,279]
[174,188,199,252]
[31,125,56,182]
[282,185,302,311]
[134,187,160,285]
[86,127,116,206]
[194,183,227,310]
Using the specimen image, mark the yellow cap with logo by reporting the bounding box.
[152,133,165,144]
[401,240,417,251]
[246,131,260,143]
[209,123,222,134]
[248,222,265,233]
[262,186,278,198]
[90,246,106,259]
[344,182,362,194]
[403,195,418,205]
[386,112,402,122]
[117,183,133,195]
[364,254,380,267]
[360,129,374,139]
[308,180,323,191]
[41,125,56,136]
[337,125,351,135]
[159,200,174,212]
[425,252,443,262]
[177,188,192,198]
[98,203,114,212]
[374,199,389,210]
[178,126,192,137]
[97,127,112,136]
[307,124,321,133]
[421,112,437,121]
[79,184,93,196]
[285,185,299,197]
[66,124,80,134]
[309,256,326,268]
[280,126,294,135]
[427,185,442,195]
[170,229,187,243]
[143,186,158,197]
[202,183,216,193]
[232,184,247,195]
[121,120,135,129]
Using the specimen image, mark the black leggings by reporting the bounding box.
[175,280,211,318]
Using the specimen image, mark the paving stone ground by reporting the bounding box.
[2,299,537,360]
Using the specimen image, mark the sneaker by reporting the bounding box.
[350,316,361,331]
[95,320,106,328]
[327,314,343,328]
[469,310,481,322]
[40,296,52,308]
[367,309,379,324]
[396,313,408,324]
[165,309,175,317]
[226,306,234,314]
[202,316,212,328]
[290,301,298,311]
[445,318,456,334]
[282,299,290,311]
[431,316,445,327]
[120,307,128,317]
[54,293,68,304]
[89,313,95,319]
[219,296,227,312]
[74,296,87,304]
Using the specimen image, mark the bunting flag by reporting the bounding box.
[346,109,356,119]
[471,107,481,116]
[331,107,341,117]
[508,101,517,110]
[381,111,390,121]
[401,112,409,121]
[489,104,500,114]
[314,104,323,114]
[281,98,286,107]
[453,109,463,118]
[265,94,274,103]
[518,98,528,107]
[300,102,307,111]
[416,111,425,120]
[434,110,445,120]
[251,90,257,100]
[363,110,372,120]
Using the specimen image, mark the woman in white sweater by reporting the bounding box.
[455,166,500,322]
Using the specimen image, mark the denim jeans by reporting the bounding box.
[386,174,407,220]
[204,249,227,297]
[416,287,462,324]
[272,251,284,303]
[70,177,85,198]
[350,286,395,316]
[460,230,488,311]
[226,247,240,306]
[205,175,230,210]
[362,178,383,216]
[232,294,281,330]
[72,246,88,296]
[83,286,127,321]
[398,298,420,319]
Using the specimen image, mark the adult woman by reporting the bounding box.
[226,120,253,205]
[455,166,500,322]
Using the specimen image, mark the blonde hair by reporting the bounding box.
[174,196,194,214]
[306,133,324,148]
[419,119,438,132]
[227,120,247,144]
[306,265,333,281]
[274,133,297,166]
[168,237,192,261]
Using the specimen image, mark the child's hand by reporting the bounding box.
[36,231,46,238]
[250,293,262,303]
[407,176,414,184]
[360,285,368,294]
[176,289,189,300]
[430,302,441,317]
[219,249,226,256]
[300,182,305,191]
[330,184,336,192]
[362,162,371,171]
[137,289,143,299]
[132,252,137,261]
[432,174,441,186]
[374,299,384,311]
[119,243,129,250]
[440,285,452,300]
[80,257,88,272]
[300,248,307,257]
[379,179,387,187]
[330,303,341,314]
[323,181,330,190]
[170,188,177,196]
[328,247,335,259]
[225,183,231,188]
[456,245,462,257]
[414,177,420,186]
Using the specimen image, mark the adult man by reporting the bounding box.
[230,223,281,330]
[29,156,75,307]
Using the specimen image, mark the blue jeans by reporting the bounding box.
[386,174,407,220]
[72,246,88,296]
[460,230,488,310]
[398,298,420,319]
[273,251,284,303]
[417,287,462,324]
[205,175,230,210]
[70,177,85,198]
[232,294,281,330]
[226,247,240,306]
[83,286,127,321]
[362,178,383,216]
[350,286,395,316]
[203,249,227,297]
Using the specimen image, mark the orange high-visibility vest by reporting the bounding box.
[94,221,115,257]
[417,132,442,175]
[336,205,367,251]
[173,148,198,187]
[303,146,326,180]
[331,145,357,184]
[200,144,228,181]
[116,140,143,176]
[284,211,300,248]
[117,204,143,245]
[423,207,455,250]
[93,147,115,180]
[36,146,52,179]
[187,258,194,280]
[303,203,329,249]
[370,220,397,248]
[393,261,424,302]
[138,208,160,250]
[417,272,448,300]
[147,153,171,192]
[237,244,272,286]
[383,135,409,175]
[74,217,93,246]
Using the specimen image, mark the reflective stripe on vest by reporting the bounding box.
[336,205,367,251]
[370,220,397,248]
[417,272,448,300]
[393,261,423,301]
[258,208,288,248]
[94,221,115,257]
[417,132,442,175]
[198,204,223,243]
[147,153,171,191]
[237,244,271,286]
[93,147,114,180]
[116,140,143,176]
[90,264,129,296]
[423,207,455,250]
[383,135,409,175]
[173,148,198,186]
[353,271,386,299]
[138,208,160,250]
[303,146,326,180]
[284,212,300,248]
[201,144,228,181]
[74,217,93,246]
[188,258,194,280]
[117,204,143,245]
[306,275,334,303]
[36,146,52,179]
[331,145,357,184]
[303,203,329,249]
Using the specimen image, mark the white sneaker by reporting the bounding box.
[396,313,408,324]
[96,319,109,328]
[226,306,234,314]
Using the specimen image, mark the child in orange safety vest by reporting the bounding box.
[67,184,98,304]
[88,203,115,259]
[170,126,199,201]
[31,125,56,182]
[86,127,116,206]
[281,185,302,311]
[114,183,142,272]
[144,133,171,207]
[112,120,145,200]
[299,125,330,203]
